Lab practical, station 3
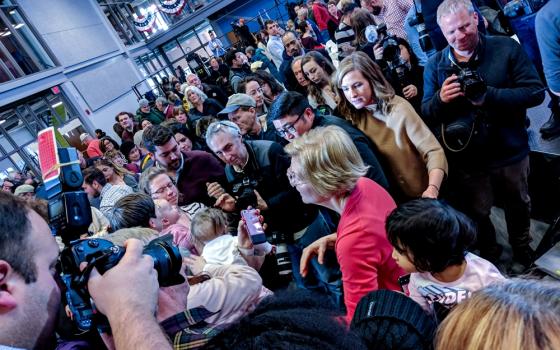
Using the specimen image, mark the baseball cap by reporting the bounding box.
[79,133,90,143]
[218,93,256,116]
[14,184,35,196]
[139,98,150,108]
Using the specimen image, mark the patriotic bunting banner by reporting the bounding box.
[133,11,156,32]
[158,0,187,14]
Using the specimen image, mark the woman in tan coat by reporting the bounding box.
[336,52,447,200]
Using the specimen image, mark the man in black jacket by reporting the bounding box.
[205,120,342,302]
[268,91,389,191]
[422,0,545,267]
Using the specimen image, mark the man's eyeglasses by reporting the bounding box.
[152,181,175,196]
[276,112,304,138]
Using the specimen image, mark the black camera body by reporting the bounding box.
[42,147,92,244]
[232,176,259,210]
[374,23,401,62]
[60,234,184,332]
[456,68,487,100]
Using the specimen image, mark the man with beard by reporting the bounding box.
[0,192,171,350]
[82,167,133,218]
[279,31,331,92]
[225,50,252,93]
[143,124,226,207]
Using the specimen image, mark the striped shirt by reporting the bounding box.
[335,21,355,61]
[99,184,134,219]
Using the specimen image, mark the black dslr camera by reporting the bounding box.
[232,176,259,210]
[371,24,414,89]
[455,68,487,100]
[40,147,184,333]
[60,234,184,332]
[375,23,401,63]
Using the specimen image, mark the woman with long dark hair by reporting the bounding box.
[301,51,339,115]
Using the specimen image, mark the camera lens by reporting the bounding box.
[275,243,292,276]
[417,23,433,52]
[382,37,400,62]
[142,234,185,287]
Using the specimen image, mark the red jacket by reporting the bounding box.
[86,139,103,158]
[336,177,404,322]
[312,2,333,31]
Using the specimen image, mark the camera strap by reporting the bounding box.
[440,118,477,152]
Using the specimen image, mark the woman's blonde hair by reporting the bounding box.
[436,278,560,350]
[190,207,229,243]
[94,157,133,178]
[336,51,395,123]
[285,125,368,198]
[104,149,126,163]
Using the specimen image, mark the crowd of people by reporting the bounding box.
[1,0,560,349]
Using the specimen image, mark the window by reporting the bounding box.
[0,89,82,178]
[101,2,144,46]
[99,0,221,47]
[0,1,56,83]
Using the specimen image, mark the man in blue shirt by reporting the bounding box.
[207,30,225,57]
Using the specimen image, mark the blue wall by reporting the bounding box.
[212,0,291,46]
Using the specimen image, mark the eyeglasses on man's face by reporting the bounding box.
[152,181,175,196]
[276,112,304,138]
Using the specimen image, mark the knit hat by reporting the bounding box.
[139,98,150,108]
[120,141,136,160]
[218,93,256,116]
[350,290,436,350]
[14,184,35,196]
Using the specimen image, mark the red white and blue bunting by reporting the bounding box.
[158,0,187,14]
[133,11,156,32]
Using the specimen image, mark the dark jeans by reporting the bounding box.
[287,212,344,310]
[448,156,532,255]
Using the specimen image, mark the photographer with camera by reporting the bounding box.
[352,9,424,114]
[0,191,172,350]
[205,121,342,303]
[422,0,545,267]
